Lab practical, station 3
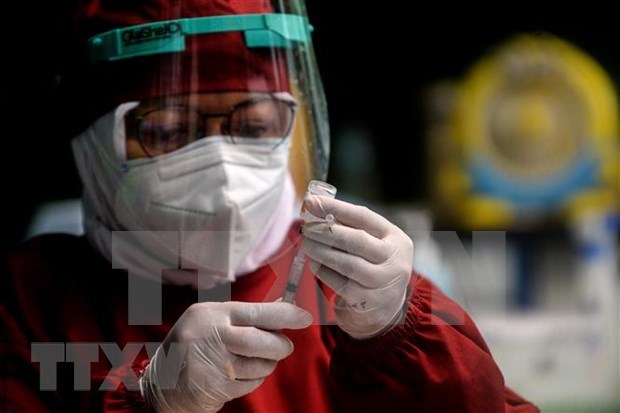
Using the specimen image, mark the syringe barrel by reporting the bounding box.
[282,252,307,303]
[282,180,337,304]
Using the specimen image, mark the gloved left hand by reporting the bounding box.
[301,195,414,340]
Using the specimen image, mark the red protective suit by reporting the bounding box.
[1,226,539,412]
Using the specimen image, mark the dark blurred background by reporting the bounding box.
[2,2,619,251]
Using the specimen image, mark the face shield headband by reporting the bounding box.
[82,5,329,195]
[88,13,313,63]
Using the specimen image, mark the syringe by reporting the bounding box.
[282,180,337,304]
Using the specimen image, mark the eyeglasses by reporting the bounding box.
[130,96,297,157]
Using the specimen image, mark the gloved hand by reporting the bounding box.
[301,196,414,340]
[139,301,313,413]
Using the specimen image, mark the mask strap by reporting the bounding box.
[113,102,139,161]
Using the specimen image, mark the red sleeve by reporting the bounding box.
[0,235,154,413]
[0,328,153,413]
[327,274,540,413]
[1,245,59,413]
[1,289,154,413]
[0,314,55,413]
[1,294,153,413]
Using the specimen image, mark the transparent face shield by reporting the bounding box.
[78,0,329,281]
[88,0,329,189]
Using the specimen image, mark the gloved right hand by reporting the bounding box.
[139,301,313,413]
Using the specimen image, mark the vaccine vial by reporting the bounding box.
[301,180,337,222]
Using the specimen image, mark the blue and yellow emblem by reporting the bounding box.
[437,34,619,228]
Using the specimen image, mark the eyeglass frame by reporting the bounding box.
[128,94,298,158]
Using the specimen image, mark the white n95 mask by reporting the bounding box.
[72,101,296,287]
